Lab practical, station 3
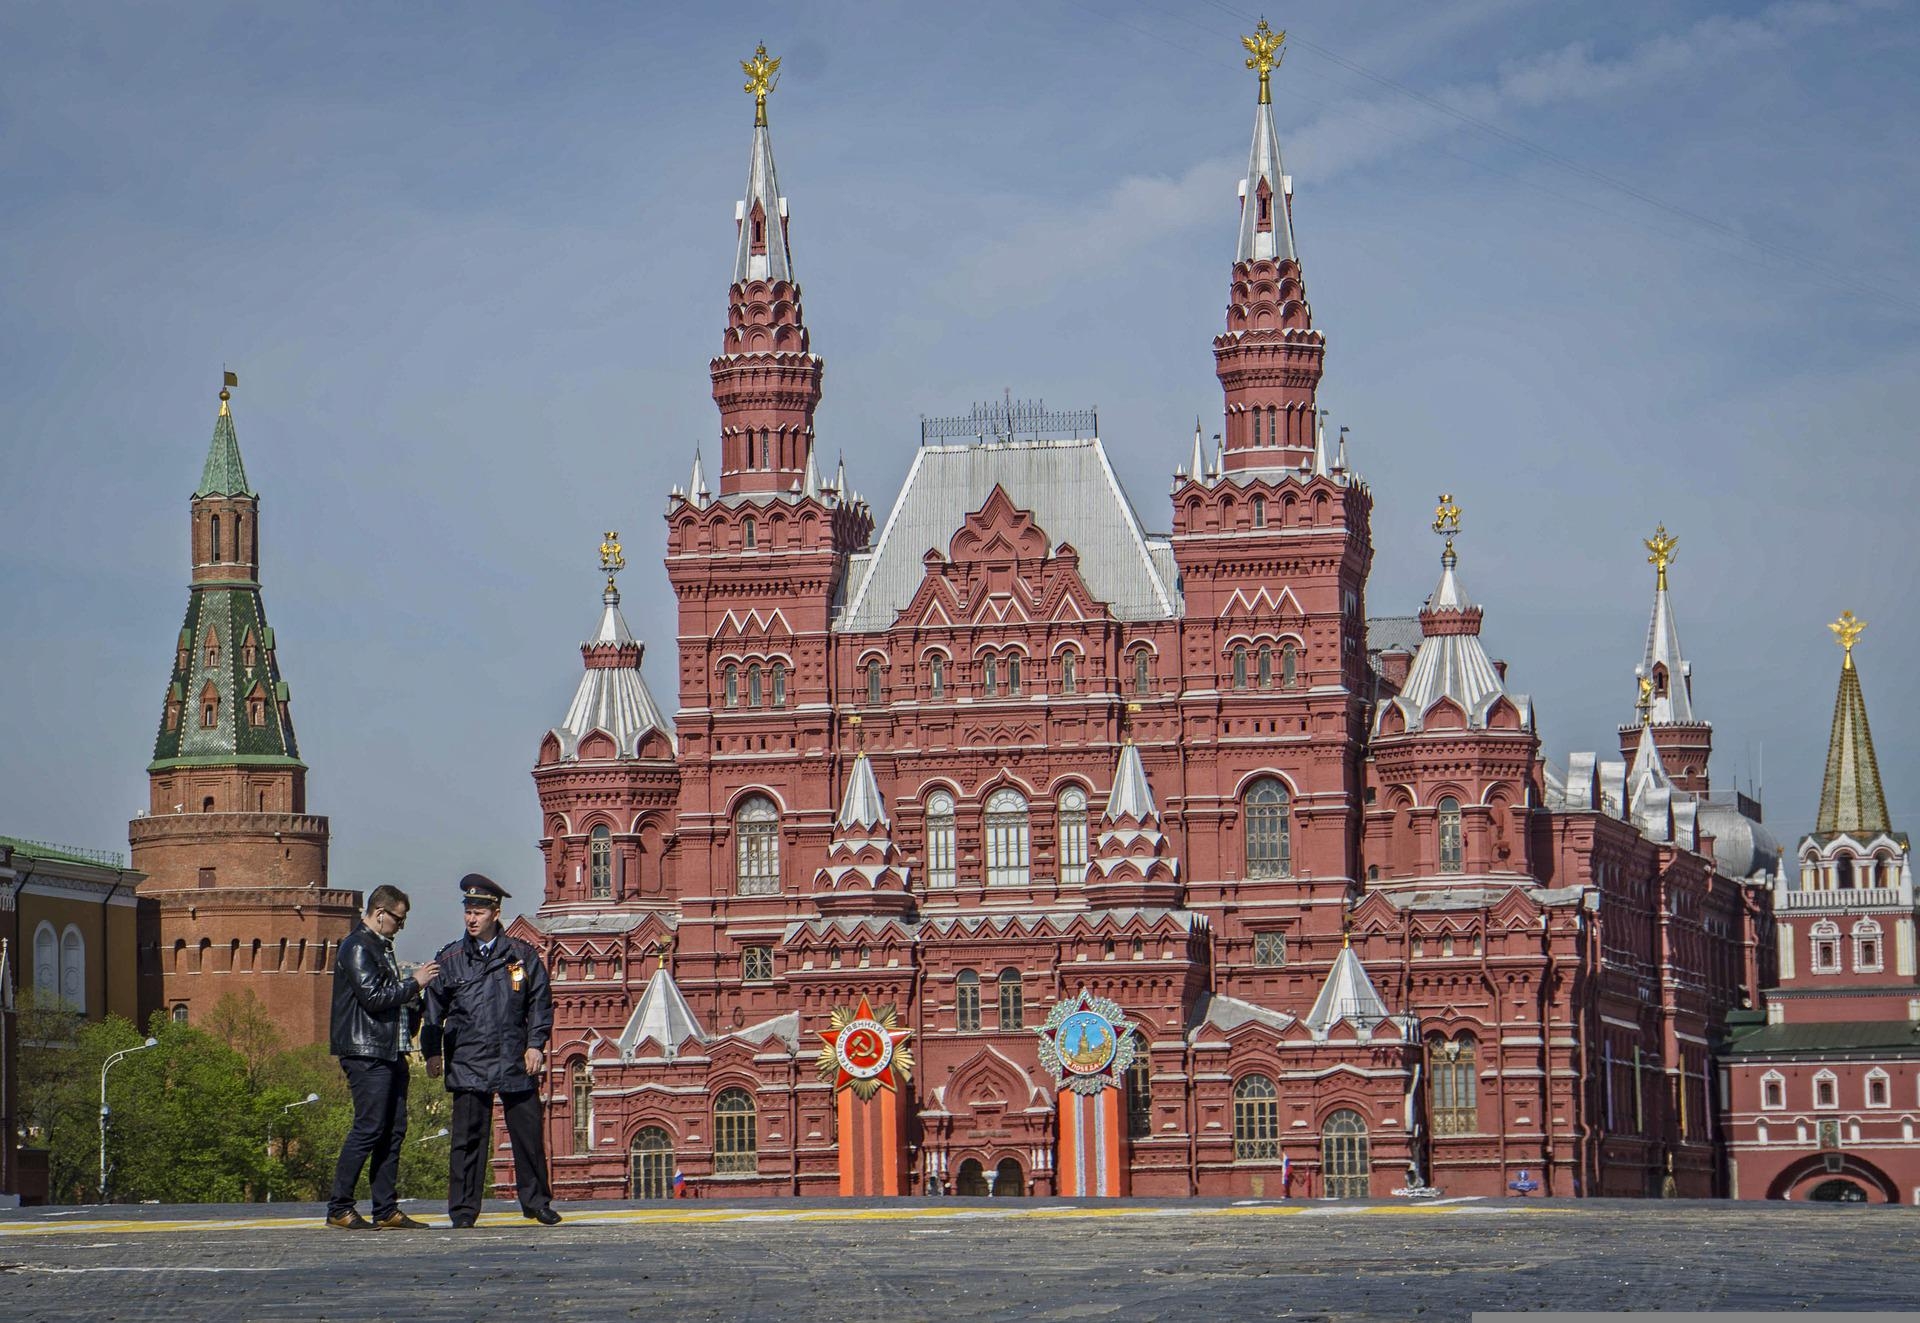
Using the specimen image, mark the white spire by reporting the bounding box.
[733,118,793,284]
[618,964,709,1061]
[1637,582,1696,724]
[1105,742,1158,823]
[833,452,846,497]
[836,752,889,831]
[1335,425,1349,472]
[1189,419,1206,483]
[1305,944,1392,1037]
[1235,95,1297,264]
[801,448,822,500]
[689,447,709,508]
[1311,409,1329,476]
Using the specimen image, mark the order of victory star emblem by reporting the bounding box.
[1036,989,1136,1095]
[816,997,914,1100]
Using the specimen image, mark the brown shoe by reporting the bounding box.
[325,1210,372,1230]
[374,1211,430,1230]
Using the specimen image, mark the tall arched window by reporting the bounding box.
[1437,797,1464,874]
[1058,787,1089,880]
[925,791,957,889]
[1232,1074,1279,1159]
[204,628,220,668]
[955,970,981,1031]
[58,927,85,1013]
[210,514,222,563]
[570,1060,593,1154]
[928,654,945,700]
[630,1126,673,1199]
[1060,650,1077,694]
[1006,654,1022,695]
[1245,778,1292,878]
[1126,1057,1153,1140]
[1280,642,1298,688]
[748,664,763,707]
[589,825,613,900]
[771,662,787,708]
[1252,495,1267,528]
[742,516,757,549]
[866,658,883,706]
[1257,645,1273,689]
[1321,1109,1370,1198]
[735,795,780,895]
[984,788,1031,887]
[997,967,1024,1029]
[1428,1034,1477,1135]
[32,922,57,1003]
[723,664,739,708]
[1232,647,1248,690]
[982,655,999,697]
[1132,649,1151,696]
[713,1088,758,1174]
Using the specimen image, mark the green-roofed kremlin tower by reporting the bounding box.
[128,381,358,1044]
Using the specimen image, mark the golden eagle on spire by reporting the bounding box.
[1242,19,1286,105]
[741,42,781,126]
[1829,610,1866,668]
[599,530,625,590]
[1644,524,1678,591]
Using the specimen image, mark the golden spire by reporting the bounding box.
[741,42,781,127]
[218,369,237,417]
[599,530,625,592]
[1241,19,1286,106]
[1432,492,1461,562]
[1644,523,1678,592]
[1829,610,1866,670]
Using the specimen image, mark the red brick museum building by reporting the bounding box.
[507,35,1796,1202]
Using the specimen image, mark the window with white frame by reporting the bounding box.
[1853,919,1883,973]
[1866,1069,1890,1108]
[1760,1071,1785,1110]
[925,791,957,888]
[984,788,1031,887]
[735,794,781,895]
[928,653,945,701]
[1813,1070,1838,1109]
[1058,787,1089,880]
[33,922,57,1004]
[589,825,613,900]
[1811,920,1841,973]
[59,927,86,1014]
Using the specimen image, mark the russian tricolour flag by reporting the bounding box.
[1280,1154,1292,1197]
[672,1169,687,1198]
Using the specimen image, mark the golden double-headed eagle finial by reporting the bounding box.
[1432,492,1461,560]
[599,530,625,590]
[1644,524,1678,592]
[1829,610,1866,669]
[1242,19,1286,105]
[742,42,781,127]
[1637,674,1655,724]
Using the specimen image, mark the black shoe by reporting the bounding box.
[526,1206,562,1226]
[448,1215,477,1229]
[325,1210,372,1230]
[374,1211,431,1230]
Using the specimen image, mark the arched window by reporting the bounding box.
[630,1126,673,1199]
[1854,919,1883,972]
[748,664,763,707]
[1321,1110,1371,1198]
[1060,650,1077,694]
[1245,778,1292,878]
[1058,786,1089,880]
[1232,1074,1279,1159]
[1866,1069,1890,1108]
[1257,645,1273,689]
[1132,649,1151,696]
[1232,646,1248,690]
[1280,642,1298,688]
[570,1060,593,1154]
[771,663,787,708]
[32,923,57,1003]
[955,970,981,1031]
[982,655,999,698]
[201,682,220,729]
[713,1088,758,1174]
[997,967,1024,1029]
[723,664,739,709]
[1760,1071,1785,1110]
[1652,664,1668,698]
[204,629,220,668]
[589,825,613,900]
[59,927,85,1013]
[928,654,945,700]
[171,1004,190,1024]
[1428,1035,1478,1135]
[759,432,770,469]
[742,516,757,550]
[1437,797,1464,874]
[1837,855,1855,889]
[1252,495,1267,528]
[210,514,221,563]
[1813,1070,1838,1109]
[735,795,780,895]
[984,789,1030,887]
[1006,653,1022,696]
[1126,1057,1153,1140]
[1810,919,1841,972]
[925,791,957,889]
[866,658,883,706]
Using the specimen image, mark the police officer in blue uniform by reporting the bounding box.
[421,873,561,1227]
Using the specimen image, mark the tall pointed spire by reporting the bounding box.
[1816,612,1891,837]
[1215,22,1322,473]
[196,382,253,498]
[1085,741,1181,907]
[1620,524,1712,792]
[712,43,823,498]
[815,750,912,915]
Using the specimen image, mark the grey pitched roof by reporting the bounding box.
[618,967,708,1060]
[1105,742,1157,822]
[1305,945,1393,1037]
[1235,98,1297,264]
[837,752,888,830]
[836,438,1180,632]
[1195,992,1294,1036]
[1724,1020,1920,1057]
[1376,556,1531,734]
[549,586,675,759]
[1367,615,1423,656]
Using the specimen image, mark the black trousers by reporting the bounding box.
[329,1056,409,1219]
[448,1087,551,1219]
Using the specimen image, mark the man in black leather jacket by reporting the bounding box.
[421,873,559,1227]
[326,884,439,1230]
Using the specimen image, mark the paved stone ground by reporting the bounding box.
[0,1199,1915,1321]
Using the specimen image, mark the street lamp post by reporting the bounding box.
[265,1093,322,1202]
[417,1127,450,1145]
[98,1037,159,1203]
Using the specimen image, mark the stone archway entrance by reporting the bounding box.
[954,1159,990,1197]
[992,1157,1024,1198]
[1810,1178,1869,1203]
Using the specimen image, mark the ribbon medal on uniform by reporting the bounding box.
[815,996,913,1100]
[507,952,525,992]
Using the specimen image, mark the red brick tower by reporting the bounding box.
[129,380,356,1041]
[1618,525,1713,792]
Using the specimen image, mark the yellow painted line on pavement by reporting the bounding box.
[0,1198,1515,1239]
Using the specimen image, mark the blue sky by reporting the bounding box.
[3,2,1915,956]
